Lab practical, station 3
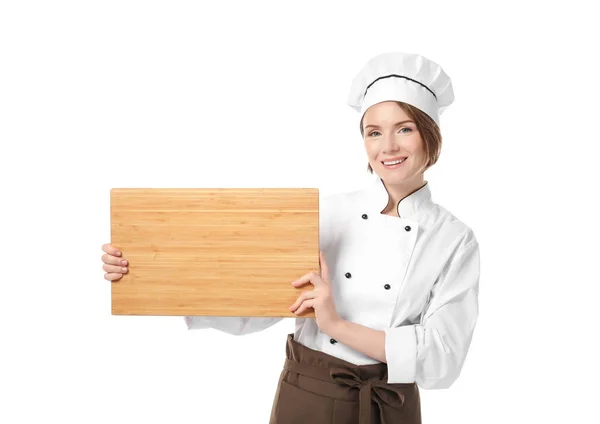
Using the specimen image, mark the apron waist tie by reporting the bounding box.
[283,358,407,424]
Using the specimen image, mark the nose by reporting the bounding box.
[382,132,399,153]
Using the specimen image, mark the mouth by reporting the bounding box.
[381,157,407,169]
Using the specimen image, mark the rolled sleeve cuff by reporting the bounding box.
[185,316,212,330]
[384,324,417,384]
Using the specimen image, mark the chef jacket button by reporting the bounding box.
[330,338,337,344]
[362,214,368,219]
[405,225,411,231]
[384,284,391,290]
[345,272,352,278]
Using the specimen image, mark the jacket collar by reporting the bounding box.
[365,174,434,221]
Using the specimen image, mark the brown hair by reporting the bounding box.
[360,101,442,174]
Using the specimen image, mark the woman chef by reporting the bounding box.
[101,52,481,424]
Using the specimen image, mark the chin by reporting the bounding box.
[376,167,411,184]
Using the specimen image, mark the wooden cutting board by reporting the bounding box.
[110,188,319,318]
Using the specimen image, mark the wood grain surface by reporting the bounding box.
[110,188,319,318]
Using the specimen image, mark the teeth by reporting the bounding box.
[383,158,405,165]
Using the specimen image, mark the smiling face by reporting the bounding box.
[362,101,426,187]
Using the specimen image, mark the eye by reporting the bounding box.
[368,130,381,137]
[399,127,413,134]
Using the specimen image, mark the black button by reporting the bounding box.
[384,284,391,290]
[330,338,337,344]
[345,272,352,278]
[362,214,368,219]
[405,226,411,231]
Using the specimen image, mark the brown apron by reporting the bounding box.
[269,333,421,424]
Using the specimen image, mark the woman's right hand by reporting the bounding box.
[101,243,129,281]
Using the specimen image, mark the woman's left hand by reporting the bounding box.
[289,250,342,334]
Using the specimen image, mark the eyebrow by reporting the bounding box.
[364,120,414,130]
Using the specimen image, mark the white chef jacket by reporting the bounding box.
[185,175,480,389]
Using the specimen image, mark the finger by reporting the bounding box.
[291,271,322,288]
[294,299,315,315]
[102,243,122,257]
[103,264,128,274]
[319,250,330,282]
[104,273,123,281]
[101,253,128,266]
[289,290,316,312]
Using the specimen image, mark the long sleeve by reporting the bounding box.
[384,233,481,388]
[184,316,283,335]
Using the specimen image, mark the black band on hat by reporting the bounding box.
[364,74,437,101]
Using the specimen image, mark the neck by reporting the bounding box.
[381,174,426,216]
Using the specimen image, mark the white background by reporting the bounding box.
[1,1,599,423]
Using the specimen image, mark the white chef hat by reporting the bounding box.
[347,52,455,127]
